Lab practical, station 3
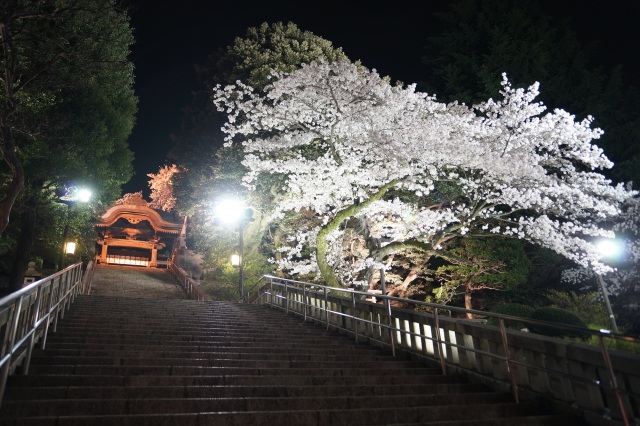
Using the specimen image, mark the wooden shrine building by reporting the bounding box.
[95,199,184,268]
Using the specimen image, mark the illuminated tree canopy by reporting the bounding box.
[214,61,634,288]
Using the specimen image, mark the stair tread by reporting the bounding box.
[0,292,578,424]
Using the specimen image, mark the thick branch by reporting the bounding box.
[316,178,402,287]
[0,122,25,235]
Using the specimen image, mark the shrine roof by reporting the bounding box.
[97,204,183,235]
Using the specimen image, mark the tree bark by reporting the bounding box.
[0,21,26,236]
[465,285,475,319]
[316,179,401,287]
[8,196,38,292]
[0,122,25,236]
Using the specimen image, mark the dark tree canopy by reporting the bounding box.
[420,0,640,186]
[0,0,137,290]
[171,21,349,215]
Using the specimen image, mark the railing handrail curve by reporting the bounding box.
[259,275,635,342]
[167,261,210,301]
[0,262,88,409]
[250,275,638,426]
[237,276,268,303]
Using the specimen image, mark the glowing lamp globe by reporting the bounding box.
[76,189,92,203]
[596,239,621,259]
[65,242,76,255]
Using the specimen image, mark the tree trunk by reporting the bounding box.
[0,121,25,236]
[388,269,419,299]
[8,196,38,292]
[316,179,401,287]
[0,20,26,236]
[465,285,475,319]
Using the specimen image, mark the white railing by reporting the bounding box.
[250,275,639,426]
[167,261,210,301]
[0,262,92,408]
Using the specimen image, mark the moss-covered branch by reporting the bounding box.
[316,178,401,287]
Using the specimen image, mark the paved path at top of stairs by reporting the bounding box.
[89,265,186,299]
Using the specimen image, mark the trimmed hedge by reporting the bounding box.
[529,307,588,339]
[488,303,535,329]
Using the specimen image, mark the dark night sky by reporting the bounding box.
[123,0,640,196]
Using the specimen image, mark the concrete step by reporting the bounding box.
[4,383,493,400]
[0,402,556,426]
[31,347,396,366]
[28,357,429,370]
[7,372,468,387]
[28,346,387,358]
[0,293,579,425]
[41,331,366,344]
[0,394,520,417]
[39,341,378,352]
[25,364,435,377]
[382,415,579,426]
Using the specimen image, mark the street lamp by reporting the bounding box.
[595,238,621,333]
[65,242,77,255]
[215,198,253,297]
[58,187,92,270]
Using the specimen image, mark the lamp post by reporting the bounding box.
[230,223,245,296]
[58,187,91,270]
[595,239,621,333]
[215,198,253,297]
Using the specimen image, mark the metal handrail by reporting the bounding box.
[0,262,88,408]
[246,275,639,426]
[167,261,210,301]
[237,276,268,304]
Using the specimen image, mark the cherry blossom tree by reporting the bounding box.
[214,61,635,289]
[148,164,179,211]
[562,194,640,317]
[114,191,147,207]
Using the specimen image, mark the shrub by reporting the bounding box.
[530,307,588,339]
[488,303,535,329]
[545,290,609,328]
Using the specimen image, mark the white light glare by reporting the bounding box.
[596,239,621,259]
[215,198,245,224]
[76,188,92,203]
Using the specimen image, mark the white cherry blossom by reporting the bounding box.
[214,61,636,287]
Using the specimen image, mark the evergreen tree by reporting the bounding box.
[420,0,640,186]
[432,238,531,318]
[0,0,136,290]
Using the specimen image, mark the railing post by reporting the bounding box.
[498,318,519,404]
[384,296,395,357]
[59,273,67,319]
[269,278,274,309]
[285,283,290,315]
[41,281,56,350]
[433,308,447,376]
[599,335,630,426]
[380,268,395,356]
[303,285,307,322]
[351,291,358,342]
[0,296,24,408]
[324,287,329,330]
[52,276,62,332]
[23,287,44,375]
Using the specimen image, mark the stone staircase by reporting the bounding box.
[0,294,578,425]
